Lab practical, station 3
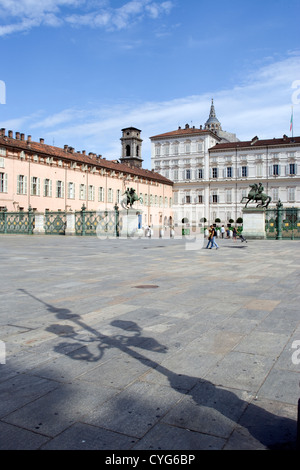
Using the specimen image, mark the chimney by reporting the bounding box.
[82,150,86,155]
[40,138,44,144]
[8,130,13,138]
[15,132,20,139]
[27,135,32,142]
[68,147,74,153]
[20,133,25,141]
[0,128,5,137]
[64,145,68,152]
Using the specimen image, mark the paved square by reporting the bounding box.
[0,235,299,450]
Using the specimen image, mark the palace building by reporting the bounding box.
[151,100,300,228]
[0,127,173,232]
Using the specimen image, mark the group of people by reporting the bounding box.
[206,224,247,248]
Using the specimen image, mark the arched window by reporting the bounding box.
[136,146,139,157]
[126,145,131,156]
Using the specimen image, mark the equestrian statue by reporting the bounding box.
[123,188,143,209]
[241,183,272,208]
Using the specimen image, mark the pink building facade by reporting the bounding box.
[0,128,173,233]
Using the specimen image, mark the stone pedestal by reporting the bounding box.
[65,212,76,236]
[33,213,45,235]
[242,208,266,239]
[119,209,143,238]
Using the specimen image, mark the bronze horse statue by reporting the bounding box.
[123,188,143,208]
[241,183,272,208]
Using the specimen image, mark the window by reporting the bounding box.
[226,189,232,203]
[198,194,203,203]
[173,169,178,180]
[68,182,75,199]
[108,188,113,203]
[173,144,179,155]
[0,173,7,192]
[88,185,95,201]
[272,188,279,201]
[0,156,5,167]
[227,167,232,178]
[185,144,191,154]
[288,187,295,202]
[17,175,27,195]
[197,142,203,152]
[256,164,263,177]
[186,195,191,204]
[241,189,247,199]
[212,167,218,178]
[0,147,6,157]
[212,194,218,203]
[98,186,104,202]
[198,169,203,179]
[30,176,40,196]
[144,194,148,206]
[155,146,161,156]
[289,163,297,175]
[79,184,86,200]
[117,190,121,204]
[186,169,191,180]
[44,179,52,197]
[56,180,64,198]
[155,195,158,206]
[242,166,248,177]
[273,164,279,176]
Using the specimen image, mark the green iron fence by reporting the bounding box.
[44,210,66,235]
[75,205,119,237]
[0,207,34,234]
[266,207,300,239]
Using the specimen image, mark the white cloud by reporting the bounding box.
[0,0,174,36]
[8,53,300,169]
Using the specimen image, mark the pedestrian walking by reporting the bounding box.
[233,227,237,242]
[205,225,213,248]
[221,225,225,239]
[206,225,219,249]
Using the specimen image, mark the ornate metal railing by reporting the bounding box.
[75,205,119,237]
[0,206,34,234]
[266,206,300,239]
[44,210,66,235]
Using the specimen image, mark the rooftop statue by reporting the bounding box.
[241,183,272,208]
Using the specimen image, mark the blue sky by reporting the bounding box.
[0,0,300,169]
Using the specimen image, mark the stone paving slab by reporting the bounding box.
[0,235,300,451]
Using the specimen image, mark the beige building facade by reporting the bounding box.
[0,128,173,233]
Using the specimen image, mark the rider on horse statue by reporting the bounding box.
[241,183,272,208]
[123,188,143,208]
